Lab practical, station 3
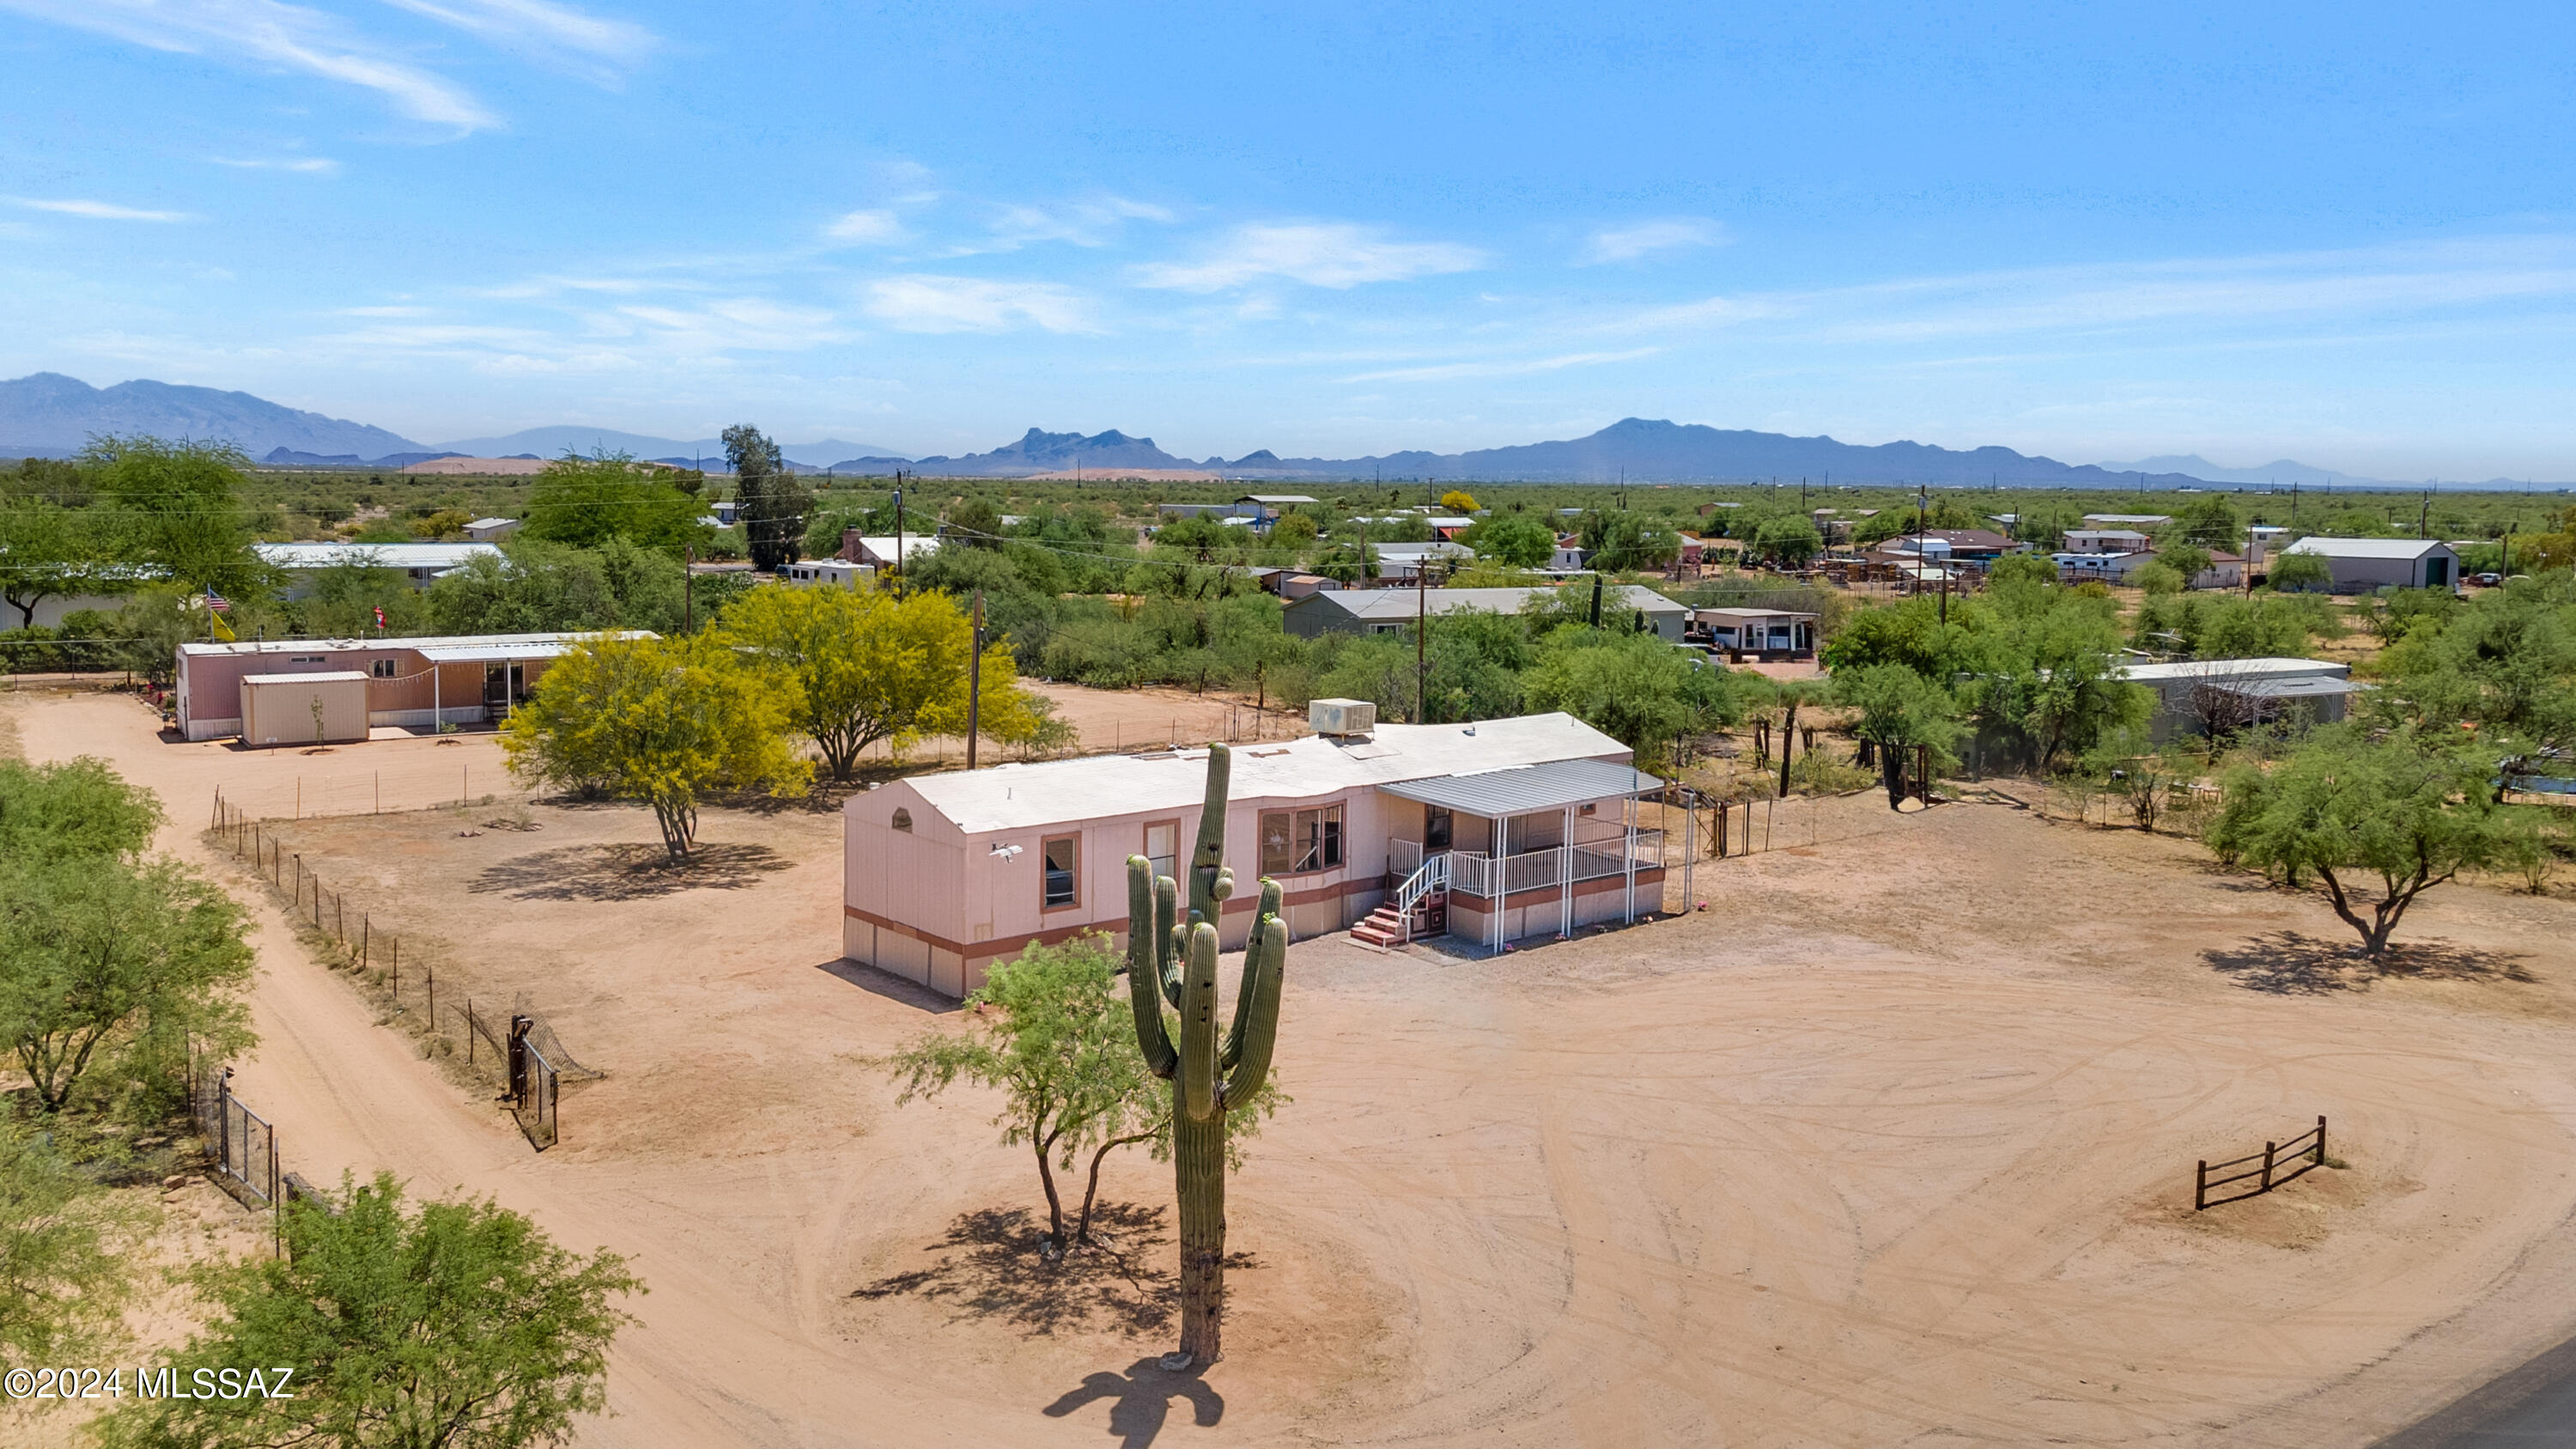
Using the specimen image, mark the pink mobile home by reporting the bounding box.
[843,708,1667,997]
[173,632,653,742]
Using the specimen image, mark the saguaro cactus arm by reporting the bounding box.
[1220,877,1285,1071]
[1220,892,1285,1109]
[1178,922,1222,1123]
[1156,873,1182,1008]
[1185,745,1234,925]
[1126,855,1178,1081]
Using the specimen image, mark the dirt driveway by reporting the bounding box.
[14,685,2576,1448]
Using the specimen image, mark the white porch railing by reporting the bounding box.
[1437,831,1664,900]
[1388,837,1425,877]
[1392,855,1449,942]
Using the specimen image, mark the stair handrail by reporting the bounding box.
[1394,855,1449,943]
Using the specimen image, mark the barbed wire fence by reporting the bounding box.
[209,788,598,1150]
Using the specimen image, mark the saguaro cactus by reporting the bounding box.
[1126,742,1285,1367]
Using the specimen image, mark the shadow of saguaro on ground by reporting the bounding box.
[2201,931,2534,995]
[466,842,791,901]
[1043,1358,1224,1449]
[849,1202,1180,1336]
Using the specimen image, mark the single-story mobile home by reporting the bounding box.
[173,631,652,742]
[2117,657,2358,742]
[842,708,1668,996]
[1282,584,1687,641]
[254,542,502,596]
[2277,537,2460,592]
[1688,607,1818,660]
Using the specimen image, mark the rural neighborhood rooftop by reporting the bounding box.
[1376,756,1662,817]
[902,713,1634,833]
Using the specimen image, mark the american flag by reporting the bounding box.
[374,604,387,630]
[205,592,231,612]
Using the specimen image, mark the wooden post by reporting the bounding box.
[427,959,435,1026]
[361,915,369,971]
[467,999,475,1064]
[2314,1116,2327,1166]
[2195,1160,2207,1211]
[291,854,301,910]
[391,937,398,999]
[2260,1141,2276,1192]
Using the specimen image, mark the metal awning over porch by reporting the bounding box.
[1377,756,1662,817]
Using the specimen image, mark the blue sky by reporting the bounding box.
[2,1,2573,474]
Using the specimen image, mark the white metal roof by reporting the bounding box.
[1378,757,1662,816]
[1291,584,1684,622]
[179,630,653,659]
[2115,657,2348,684]
[861,535,943,558]
[1692,607,1817,623]
[240,670,368,685]
[2280,537,2451,559]
[254,542,502,570]
[906,712,1631,834]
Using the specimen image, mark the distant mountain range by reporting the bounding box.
[7,371,2562,489]
[0,372,419,460]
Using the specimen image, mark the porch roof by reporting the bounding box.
[1377,756,1662,818]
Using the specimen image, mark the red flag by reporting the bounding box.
[373,605,387,630]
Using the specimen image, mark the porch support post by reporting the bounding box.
[433,663,440,727]
[1559,804,1574,937]
[1623,794,1638,922]
[1492,813,1504,953]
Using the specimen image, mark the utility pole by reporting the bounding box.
[683,545,694,633]
[965,590,984,770]
[2420,490,2430,539]
[893,483,905,600]
[1415,559,1429,724]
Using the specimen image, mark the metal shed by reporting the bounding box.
[240,671,371,748]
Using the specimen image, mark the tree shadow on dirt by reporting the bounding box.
[848,1202,1261,1340]
[850,1203,1182,1337]
[1042,1358,1224,1448]
[466,842,791,901]
[2202,931,2535,995]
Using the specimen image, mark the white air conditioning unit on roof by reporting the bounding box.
[1308,697,1376,739]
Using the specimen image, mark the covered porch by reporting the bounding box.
[1377,757,1666,951]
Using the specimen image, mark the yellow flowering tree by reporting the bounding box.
[502,635,810,859]
[720,583,1059,780]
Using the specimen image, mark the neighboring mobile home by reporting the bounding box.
[1282,584,1687,641]
[173,631,651,742]
[842,707,1667,996]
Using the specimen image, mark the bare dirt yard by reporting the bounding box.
[13,684,2576,1448]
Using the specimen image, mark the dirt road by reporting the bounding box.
[17,685,2576,1447]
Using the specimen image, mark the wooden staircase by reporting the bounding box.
[1352,890,1445,948]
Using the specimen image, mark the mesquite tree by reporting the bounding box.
[1126,743,1284,1367]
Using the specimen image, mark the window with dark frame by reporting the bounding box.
[1258,804,1343,874]
[1042,836,1078,908]
[370,659,396,679]
[1144,821,1177,880]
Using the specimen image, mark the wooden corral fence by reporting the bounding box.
[2196,1117,2328,1209]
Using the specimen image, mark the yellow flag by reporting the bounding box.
[210,609,237,642]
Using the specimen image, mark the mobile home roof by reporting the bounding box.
[906,712,1631,833]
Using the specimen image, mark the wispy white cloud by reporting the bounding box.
[1581,217,1727,265]
[9,197,191,222]
[210,155,339,174]
[609,298,848,352]
[824,210,905,245]
[864,275,1098,333]
[336,304,429,316]
[0,0,497,130]
[1338,348,1660,383]
[978,196,1175,252]
[1593,237,2576,348]
[383,0,652,58]
[1135,222,1483,292]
